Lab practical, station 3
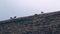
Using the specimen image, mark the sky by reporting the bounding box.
[0,0,60,20]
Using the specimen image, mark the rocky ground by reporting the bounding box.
[0,11,60,34]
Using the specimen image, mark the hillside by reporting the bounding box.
[0,11,60,34]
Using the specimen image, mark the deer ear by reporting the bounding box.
[14,16,16,18]
[10,17,12,19]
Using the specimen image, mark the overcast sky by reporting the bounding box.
[0,0,60,20]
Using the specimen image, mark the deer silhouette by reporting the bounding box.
[41,12,44,13]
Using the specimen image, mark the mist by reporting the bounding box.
[0,0,60,20]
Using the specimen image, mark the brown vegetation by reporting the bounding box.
[0,11,60,34]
